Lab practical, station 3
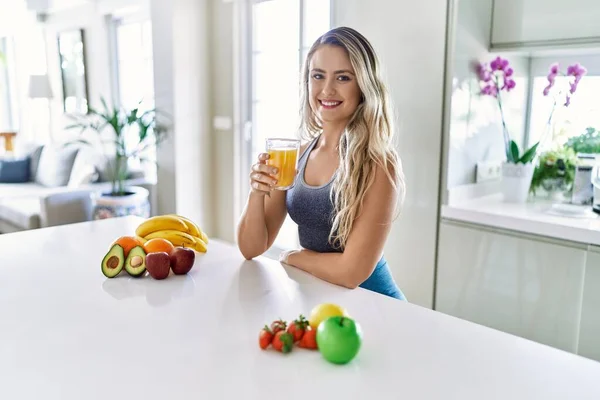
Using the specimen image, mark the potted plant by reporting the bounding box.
[476,57,586,203]
[66,97,169,219]
[566,127,600,155]
[530,146,579,200]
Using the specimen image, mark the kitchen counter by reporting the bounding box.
[442,194,600,246]
[1,216,600,399]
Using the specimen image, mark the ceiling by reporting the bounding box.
[21,0,95,13]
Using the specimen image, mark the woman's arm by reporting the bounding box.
[237,189,287,260]
[236,152,288,260]
[281,164,399,288]
[237,143,309,260]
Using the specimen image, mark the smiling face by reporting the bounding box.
[308,44,362,128]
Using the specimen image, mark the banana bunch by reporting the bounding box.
[136,214,208,253]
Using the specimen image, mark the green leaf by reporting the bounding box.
[519,142,539,164]
[510,140,520,163]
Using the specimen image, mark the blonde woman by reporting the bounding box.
[236,27,406,300]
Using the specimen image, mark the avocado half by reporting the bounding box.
[102,244,125,278]
[125,246,147,277]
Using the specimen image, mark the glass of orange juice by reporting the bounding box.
[266,138,300,190]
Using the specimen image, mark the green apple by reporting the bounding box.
[316,316,362,365]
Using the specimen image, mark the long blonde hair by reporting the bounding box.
[298,26,405,251]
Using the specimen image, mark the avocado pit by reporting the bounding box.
[130,255,143,268]
[107,256,120,269]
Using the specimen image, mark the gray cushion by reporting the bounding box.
[34,145,79,187]
[0,158,30,183]
[0,197,41,229]
[28,145,44,179]
[68,148,100,187]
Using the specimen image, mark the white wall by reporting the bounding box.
[332,0,449,307]
[150,0,214,235]
[210,0,235,242]
[150,0,175,216]
[45,3,113,141]
[0,0,149,147]
[445,0,530,189]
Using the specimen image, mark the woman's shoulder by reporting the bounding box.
[370,155,405,196]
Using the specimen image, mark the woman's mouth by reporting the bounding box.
[319,100,342,109]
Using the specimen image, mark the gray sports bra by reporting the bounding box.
[285,136,339,253]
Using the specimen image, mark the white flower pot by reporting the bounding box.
[92,186,150,220]
[501,162,534,203]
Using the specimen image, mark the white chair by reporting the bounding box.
[39,190,93,228]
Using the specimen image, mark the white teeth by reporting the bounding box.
[321,101,341,106]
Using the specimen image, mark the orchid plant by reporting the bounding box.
[477,56,587,164]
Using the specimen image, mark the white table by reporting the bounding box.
[1,217,599,399]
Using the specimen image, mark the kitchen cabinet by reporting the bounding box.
[577,246,600,362]
[491,0,600,48]
[436,220,587,353]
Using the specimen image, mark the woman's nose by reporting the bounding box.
[322,79,336,96]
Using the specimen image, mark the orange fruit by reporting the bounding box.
[143,238,175,255]
[112,236,144,258]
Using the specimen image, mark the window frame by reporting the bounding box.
[233,0,332,258]
[526,53,600,149]
[0,36,19,131]
[107,11,154,110]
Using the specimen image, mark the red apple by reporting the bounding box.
[146,252,171,280]
[170,246,195,275]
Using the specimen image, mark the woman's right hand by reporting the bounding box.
[250,153,279,196]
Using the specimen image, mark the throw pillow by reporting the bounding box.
[34,145,80,187]
[68,148,100,187]
[28,145,44,179]
[0,157,31,183]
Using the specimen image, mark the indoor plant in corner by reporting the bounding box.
[66,98,169,220]
[477,57,586,203]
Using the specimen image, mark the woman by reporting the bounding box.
[236,27,406,300]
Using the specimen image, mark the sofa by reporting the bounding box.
[0,143,157,233]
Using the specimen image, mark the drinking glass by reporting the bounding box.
[265,138,300,190]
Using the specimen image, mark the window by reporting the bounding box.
[527,55,600,149]
[112,17,155,112]
[247,0,331,254]
[0,37,19,132]
[109,15,156,175]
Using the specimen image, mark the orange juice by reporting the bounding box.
[267,148,298,190]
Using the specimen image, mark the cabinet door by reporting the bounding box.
[436,221,587,353]
[578,246,600,361]
[492,0,600,46]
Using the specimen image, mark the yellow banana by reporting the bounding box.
[135,235,148,245]
[167,214,209,244]
[136,215,189,238]
[191,237,208,253]
[144,230,197,247]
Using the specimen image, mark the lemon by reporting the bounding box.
[308,303,349,329]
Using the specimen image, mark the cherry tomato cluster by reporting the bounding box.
[259,314,318,353]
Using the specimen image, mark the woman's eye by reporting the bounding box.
[337,75,351,81]
[312,74,324,80]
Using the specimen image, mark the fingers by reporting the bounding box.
[251,180,273,194]
[250,171,278,187]
[257,153,270,164]
[252,163,278,176]
[250,153,277,196]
